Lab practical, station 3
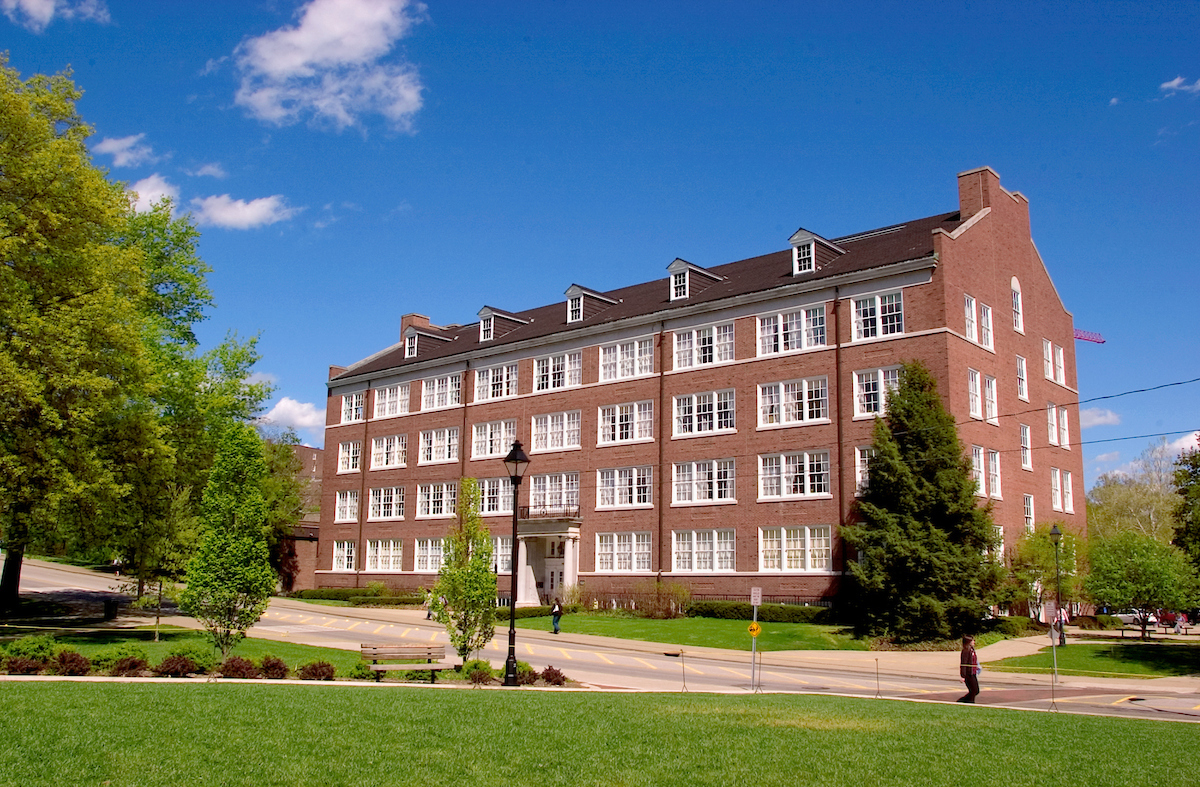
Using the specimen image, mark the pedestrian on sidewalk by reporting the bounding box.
[551,598,563,634]
[957,635,980,703]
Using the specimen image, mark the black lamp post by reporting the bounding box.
[502,440,530,686]
[1049,524,1065,647]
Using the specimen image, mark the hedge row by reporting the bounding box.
[688,601,832,624]
[290,588,380,601]
[349,595,425,607]
[495,605,553,620]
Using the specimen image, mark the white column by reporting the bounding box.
[516,537,539,607]
[564,535,578,589]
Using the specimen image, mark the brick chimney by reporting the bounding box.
[328,365,347,380]
[400,313,431,340]
[957,166,1003,219]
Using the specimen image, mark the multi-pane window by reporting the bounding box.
[984,376,998,423]
[599,401,654,445]
[672,271,688,300]
[988,450,1002,499]
[675,323,734,368]
[416,538,443,572]
[794,242,813,273]
[968,369,982,419]
[598,467,653,508]
[530,472,579,514]
[568,296,583,323]
[338,440,362,472]
[1058,409,1070,448]
[1023,495,1035,532]
[404,335,417,358]
[371,435,406,469]
[492,536,512,573]
[1047,404,1059,446]
[971,446,985,497]
[758,451,831,498]
[855,446,876,493]
[672,529,735,572]
[597,532,652,572]
[417,483,457,517]
[341,392,364,423]
[422,373,462,410]
[419,427,459,464]
[964,294,977,342]
[335,490,358,522]
[473,420,515,459]
[1054,345,1065,385]
[1012,286,1024,332]
[854,367,900,416]
[1043,339,1054,379]
[368,487,404,520]
[535,351,582,391]
[479,478,513,515]
[758,378,828,426]
[759,526,831,571]
[1016,355,1028,400]
[1020,425,1032,469]
[673,460,735,503]
[1062,470,1074,513]
[332,540,355,571]
[674,390,735,435]
[374,384,409,418]
[365,540,402,571]
[979,304,993,350]
[475,364,518,402]
[479,316,493,342]
[531,411,581,452]
[1051,468,1063,511]
[600,340,653,381]
[758,306,826,355]
[853,292,903,339]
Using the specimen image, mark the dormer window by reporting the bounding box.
[480,316,493,342]
[793,242,813,274]
[788,228,844,276]
[666,258,720,302]
[405,335,417,358]
[568,296,583,323]
[564,285,617,324]
[672,271,688,301]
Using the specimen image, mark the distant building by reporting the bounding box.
[316,167,1085,605]
[280,444,322,591]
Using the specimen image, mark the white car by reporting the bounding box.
[1113,611,1158,628]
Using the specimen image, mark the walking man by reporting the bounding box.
[551,598,563,635]
[957,635,980,703]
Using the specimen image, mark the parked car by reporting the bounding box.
[1114,610,1158,628]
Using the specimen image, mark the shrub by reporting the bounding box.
[460,658,494,677]
[469,669,493,685]
[167,642,216,673]
[91,644,149,672]
[50,650,91,676]
[688,600,832,624]
[5,634,56,663]
[1097,614,1122,630]
[260,655,289,680]
[109,656,149,677]
[495,605,552,620]
[349,594,426,607]
[292,588,383,601]
[629,580,692,619]
[540,665,567,686]
[990,615,1035,637]
[219,656,260,679]
[4,656,44,675]
[297,661,335,681]
[347,660,375,681]
[364,580,388,596]
[154,655,199,677]
[514,660,538,685]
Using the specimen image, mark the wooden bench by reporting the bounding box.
[361,644,454,683]
[1120,627,1153,639]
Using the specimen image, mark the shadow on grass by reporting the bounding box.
[1096,644,1200,676]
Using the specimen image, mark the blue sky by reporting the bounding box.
[5,0,1198,484]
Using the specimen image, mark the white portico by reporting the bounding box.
[512,516,580,607]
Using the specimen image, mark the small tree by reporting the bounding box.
[1173,448,1200,571]
[1084,531,1199,639]
[1006,522,1081,619]
[430,478,497,665]
[180,423,276,657]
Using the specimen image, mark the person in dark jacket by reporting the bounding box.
[957,635,980,703]
[551,599,563,634]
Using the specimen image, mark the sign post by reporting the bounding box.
[749,587,762,691]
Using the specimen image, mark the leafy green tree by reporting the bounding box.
[259,428,311,586]
[1087,439,1178,543]
[1084,531,1199,639]
[0,57,156,612]
[179,423,276,657]
[842,361,1003,642]
[1173,448,1200,570]
[430,478,497,665]
[1006,522,1081,618]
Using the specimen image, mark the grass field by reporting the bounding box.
[2,682,1195,787]
[986,640,1200,678]
[515,613,865,651]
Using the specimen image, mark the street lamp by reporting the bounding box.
[1049,524,1065,647]
[502,440,530,686]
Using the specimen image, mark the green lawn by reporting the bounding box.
[515,613,868,651]
[985,641,1200,678]
[1,683,1195,786]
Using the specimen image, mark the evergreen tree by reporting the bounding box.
[179,423,276,657]
[842,361,1002,642]
[430,478,497,665]
[1173,449,1200,570]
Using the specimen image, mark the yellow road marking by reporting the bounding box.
[401,628,412,637]
[684,664,704,675]
[525,644,535,655]
[430,631,439,642]
[631,657,657,670]
[372,625,385,634]
[553,648,571,660]
[1111,695,1137,706]
[346,621,361,630]
[594,653,614,665]
[765,671,809,685]
[299,616,313,623]
[720,666,749,678]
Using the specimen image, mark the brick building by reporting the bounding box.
[316,166,1085,605]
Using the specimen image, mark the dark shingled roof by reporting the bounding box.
[335,210,962,381]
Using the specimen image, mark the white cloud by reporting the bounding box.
[129,174,179,213]
[1160,76,1200,95]
[190,163,227,178]
[1093,451,1120,463]
[233,0,426,131]
[246,371,278,386]
[1168,431,1199,455]
[262,397,326,431]
[1079,407,1121,429]
[1109,97,1119,106]
[189,193,300,229]
[1,0,108,32]
[94,133,156,167]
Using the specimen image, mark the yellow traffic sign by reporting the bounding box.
[748,622,761,637]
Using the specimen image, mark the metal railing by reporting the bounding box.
[519,505,581,519]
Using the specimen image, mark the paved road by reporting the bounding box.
[16,558,1200,722]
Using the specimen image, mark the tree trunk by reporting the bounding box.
[0,542,26,616]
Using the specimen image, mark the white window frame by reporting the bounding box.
[599,340,653,382]
[757,451,832,499]
[598,401,654,446]
[964,294,977,343]
[416,538,443,572]
[1062,470,1074,513]
[405,335,417,358]
[373,383,409,418]
[1058,408,1070,449]
[421,373,462,410]
[535,351,582,391]
[475,364,518,402]
[367,487,404,521]
[480,477,514,516]
[855,446,876,494]
[672,459,735,505]
[1016,355,1028,401]
[1047,403,1059,446]
[758,377,828,428]
[671,270,689,301]
[984,375,998,424]
[597,467,654,509]
[1043,339,1054,379]
[417,483,457,518]
[853,291,903,340]
[493,536,513,573]
[671,529,735,573]
[419,427,459,464]
[968,369,982,419]
[793,241,814,274]
[854,367,900,417]
[332,540,355,571]
[675,323,734,369]
[674,390,735,436]
[1012,284,1024,333]
[531,411,582,453]
[338,440,361,473]
[759,526,831,572]
[1051,468,1062,512]
[1020,424,1032,470]
[757,306,826,355]
[988,449,1002,500]
[479,316,493,342]
[1023,495,1035,532]
[364,539,402,572]
[567,296,583,323]
[597,532,652,573]
[971,446,985,497]
[1054,344,1065,385]
[335,490,359,523]
[472,419,516,460]
[530,472,580,514]
[371,434,407,470]
[341,392,364,423]
[979,303,993,350]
